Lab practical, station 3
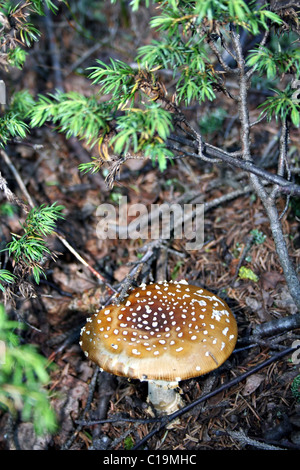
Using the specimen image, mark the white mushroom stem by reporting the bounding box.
[147,380,184,414]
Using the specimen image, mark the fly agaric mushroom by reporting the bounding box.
[79,280,238,414]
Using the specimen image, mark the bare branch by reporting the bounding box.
[167,135,300,196]
[231,30,300,310]
[132,345,297,450]
[206,35,238,74]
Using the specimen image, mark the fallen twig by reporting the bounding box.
[132,345,298,450]
[226,428,284,450]
[54,230,116,293]
[167,134,300,197]
[252,313,300,338]
[0,151,32,212]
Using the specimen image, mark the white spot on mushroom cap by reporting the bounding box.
[132,349,141,355]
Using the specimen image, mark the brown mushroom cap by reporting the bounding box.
[80,280,238,382]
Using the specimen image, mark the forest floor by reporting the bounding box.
[0,2,300,451]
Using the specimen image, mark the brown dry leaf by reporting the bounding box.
[275,286,298,314]
[68,285,109,313]
[242,374,265,396]
[245,296,271,322]
[260,271,285,290]
[245,296,263,312]
[261,289,273,308]
[41,295,73,324]
[129,170,160,205]
[52,264,96,293]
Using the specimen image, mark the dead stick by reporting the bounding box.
[54,231,114,291]
[132,345,298,450]
[0,149,34,210]
[252,313,300,338]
